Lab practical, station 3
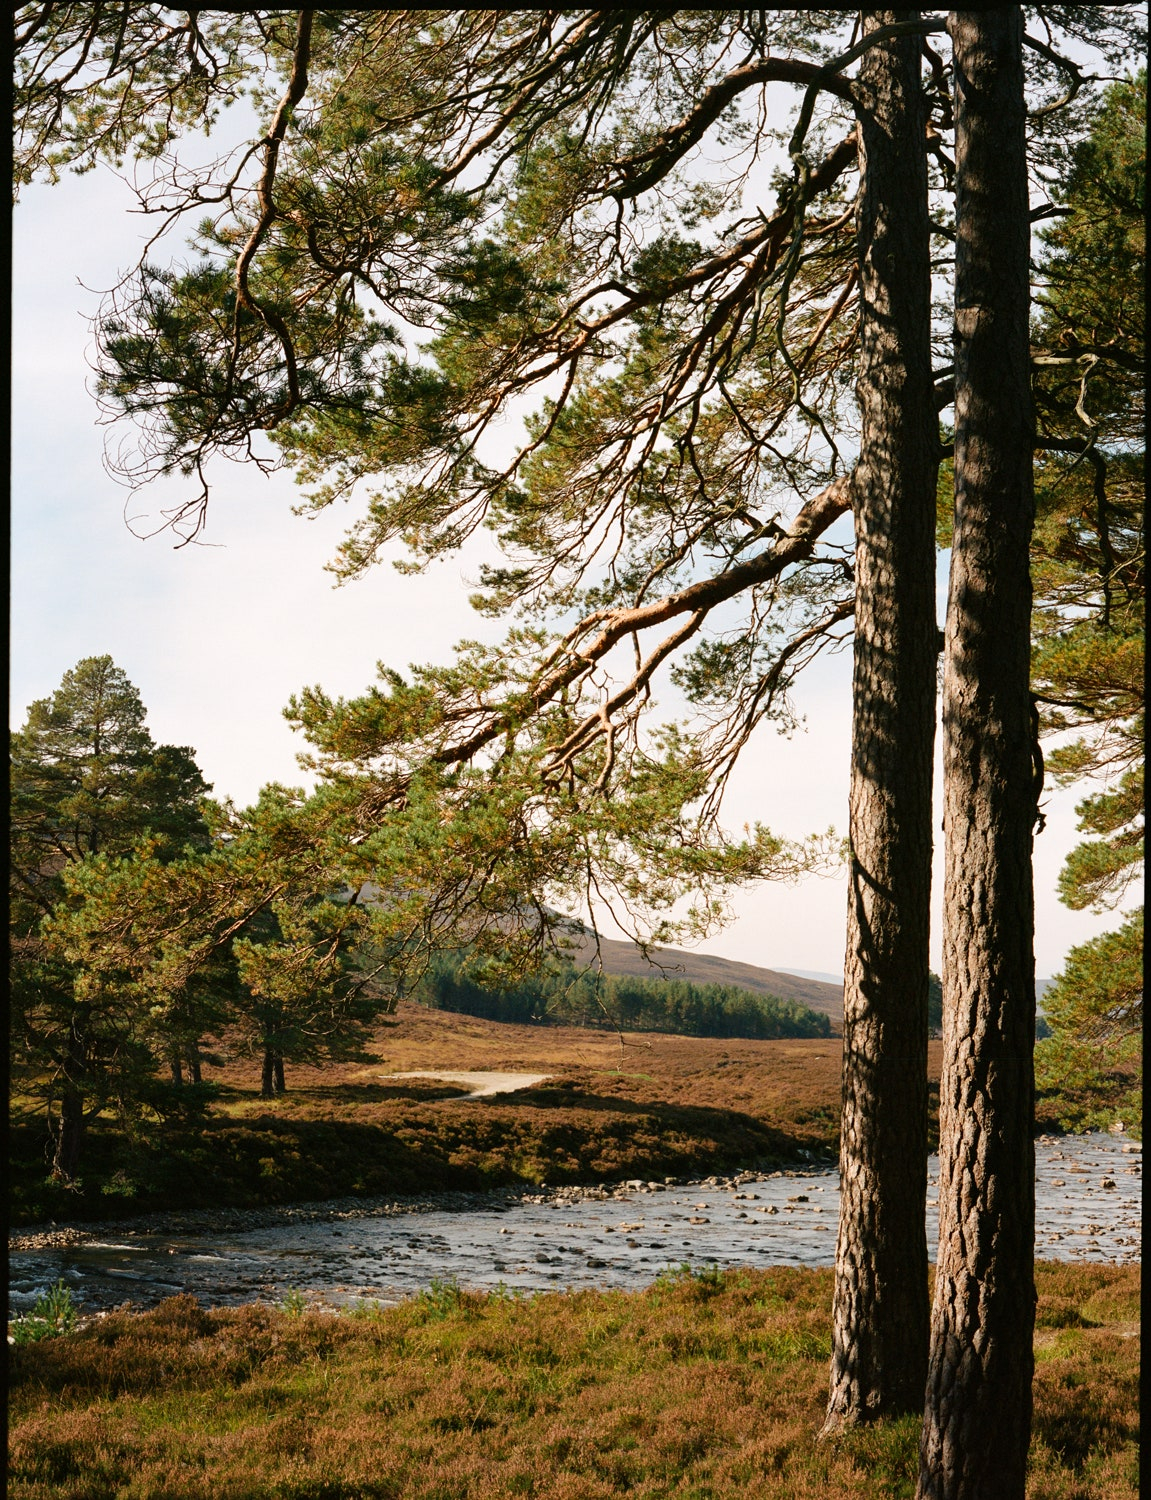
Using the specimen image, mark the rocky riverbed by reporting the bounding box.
[9,1132,1139,1316]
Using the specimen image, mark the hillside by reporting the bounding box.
[353,886,845,1028]
[566,932,844,1026]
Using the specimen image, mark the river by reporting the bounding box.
[8,1132,1140,1317]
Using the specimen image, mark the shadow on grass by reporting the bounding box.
[229,1081,469,1107]
[1033,1371,1138,1470]
[7,1267,1138,1500]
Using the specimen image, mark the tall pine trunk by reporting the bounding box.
[918,10,1036,1498]
[53,1086,86,1180]
[52,1007,89,1180]
[261,1046,287,1096]
[824,9,938,1431]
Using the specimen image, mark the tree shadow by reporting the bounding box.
[10,1082,830,1227]
[1032,1375,1135,1470]
[281,1081,469,1105]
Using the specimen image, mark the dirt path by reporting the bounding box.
[385,1070,552,1098]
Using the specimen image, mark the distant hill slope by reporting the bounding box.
[351,885,845,1026]
[566,932,844,1025]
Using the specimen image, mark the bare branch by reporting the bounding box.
[232,10,313,427]
[431,472,855,772]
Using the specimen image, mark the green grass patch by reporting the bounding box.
[8,1282,79,1346]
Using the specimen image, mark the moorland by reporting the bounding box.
[12,1001,924,1228]
[10,1005,1140,1500]
[14,995,1102,1230]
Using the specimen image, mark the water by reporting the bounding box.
[9,1133,1139,1316]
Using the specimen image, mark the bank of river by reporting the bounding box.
[9,1132,1139,1317]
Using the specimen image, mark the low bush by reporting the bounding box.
[9,1092,813,1226]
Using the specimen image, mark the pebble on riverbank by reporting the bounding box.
[8,1162,821,1253]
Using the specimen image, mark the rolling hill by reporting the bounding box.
[565,931,845,1026]
[352,884,845,1028]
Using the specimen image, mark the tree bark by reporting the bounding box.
[918,11,1036,1498]
[824,9,938,1431]
[52,1009,89,1180]
[273,1053,286,1093]
[52,1086,86,1180]
[261,1046,276,1098]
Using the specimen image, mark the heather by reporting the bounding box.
[8,1263,1138,1500]
[11,1007,862,1226]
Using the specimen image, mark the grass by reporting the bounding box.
[12,1005,907,1225]
[7,1262,1138,1499]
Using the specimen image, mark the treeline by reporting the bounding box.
[418,957,832,1040]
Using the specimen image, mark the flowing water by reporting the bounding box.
[9,1132,1140,1316]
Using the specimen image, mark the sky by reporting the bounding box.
[10,109,1133,988]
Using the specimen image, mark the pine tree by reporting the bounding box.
[10,655,207,889]
[1035,910,1142,1134]
[10,655,211,1178]
[17,22,943,1419]
[14,7,1144,1461]
[49,783,390,1099]
[823,7,937,1432]
[1031,74,1143,824]
[919,12,1037,1496]
[1029,76,1144,1137]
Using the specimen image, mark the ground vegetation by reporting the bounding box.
[10,1004,920,1227]
[6,1263,1138,1500]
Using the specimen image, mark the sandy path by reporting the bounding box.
[387,1070,552,1099]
